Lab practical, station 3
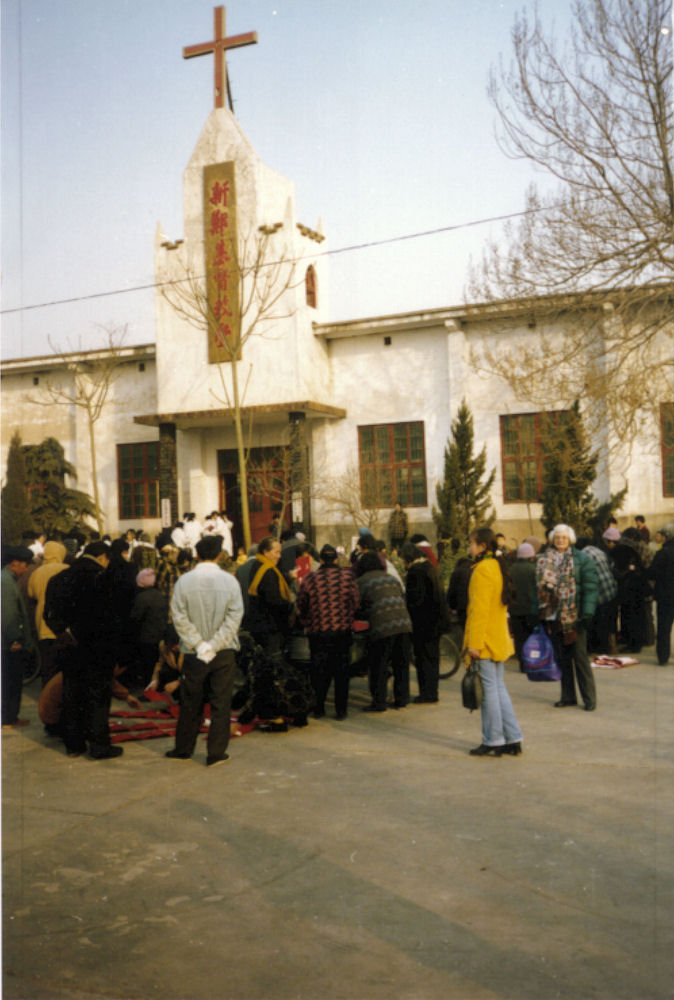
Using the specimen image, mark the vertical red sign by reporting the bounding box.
[203,161,240,363]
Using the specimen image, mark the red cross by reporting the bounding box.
[183,6,258,111]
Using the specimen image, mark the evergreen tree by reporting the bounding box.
[540,402,626,536]
[1,431,32,545]
[433,401,495,546]
[22,437,98,536]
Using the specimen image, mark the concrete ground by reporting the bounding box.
[2,649,673,1000]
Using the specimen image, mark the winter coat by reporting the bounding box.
[405,558,450,636]
[648,539,674,604]
[296,564,359,636]
[464,556,514,662]
[131,588,169,645]
[27,542,68,639]
[356,570,411,641]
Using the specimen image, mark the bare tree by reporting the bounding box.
[161,227,297,549]
[468,0,674,449]
[318,464,383,539]
[28,327,128,535]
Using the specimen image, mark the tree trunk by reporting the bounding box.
[87,408,104,536]
[230,358,251,551]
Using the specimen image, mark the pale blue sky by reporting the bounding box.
[1,0,569,359]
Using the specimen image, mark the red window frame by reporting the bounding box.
[500,411,570,503]
[117,442,160,520]
[358,421,427,508]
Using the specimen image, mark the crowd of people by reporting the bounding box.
[2,508,672,765]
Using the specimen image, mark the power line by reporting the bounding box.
[0,204,545,316]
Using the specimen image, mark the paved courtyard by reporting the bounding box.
[3,650,673,1000]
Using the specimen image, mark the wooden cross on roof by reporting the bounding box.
[183,6,258,112]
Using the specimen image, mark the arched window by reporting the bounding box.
[305,265,317,308]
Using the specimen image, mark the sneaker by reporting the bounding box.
[165,749,191,760]
[206,754,229,767]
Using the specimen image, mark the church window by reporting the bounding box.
[661,402,674,496]
[305,265,317,308]
[358,422,427,507]
[500,411,570,503]
[117,442,160,519]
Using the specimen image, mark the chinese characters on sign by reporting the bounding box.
[203,161,240,363]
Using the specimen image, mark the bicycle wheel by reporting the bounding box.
[438,629,462,679]
[22,650,41,686]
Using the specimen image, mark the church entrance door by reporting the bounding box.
[218,446,290,548]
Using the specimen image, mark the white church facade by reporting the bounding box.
[2,104,673,549]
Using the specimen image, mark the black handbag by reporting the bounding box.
[461,662,483,712]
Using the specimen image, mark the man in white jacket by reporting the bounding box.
[166,534,243,766]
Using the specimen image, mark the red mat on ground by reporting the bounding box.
[108,690,255,742]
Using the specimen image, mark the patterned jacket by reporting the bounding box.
[582,546,618,605]
[356,570,412,641]
[296,565,359,635]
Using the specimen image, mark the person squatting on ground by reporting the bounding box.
[295,544,360,720]
[401,542,450,703]
[536,524,598,712]
[165,534,243,766]
[464,527,523,757]
[355,551,412,712]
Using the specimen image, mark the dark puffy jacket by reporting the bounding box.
[648,539,674,604]
[405,559,450,636]
[131,588,169,645]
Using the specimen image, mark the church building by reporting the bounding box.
[2,8,673,548]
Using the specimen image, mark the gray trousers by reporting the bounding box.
[174,649,236,759]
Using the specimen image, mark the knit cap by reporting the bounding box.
[602,526,621,541]
[136,568,156,588]
[516,542,536,559]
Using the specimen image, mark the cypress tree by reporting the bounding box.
[1,431,32,545]
[540,402,625,536]
[23,437,97,536]
[433,400,495,546]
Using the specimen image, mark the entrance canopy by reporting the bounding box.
[133,399,346,430]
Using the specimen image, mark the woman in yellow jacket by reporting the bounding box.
[465,527,523,757]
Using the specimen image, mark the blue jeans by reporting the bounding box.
[477,659,522,747]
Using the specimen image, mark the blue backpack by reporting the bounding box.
[522,625,561,681]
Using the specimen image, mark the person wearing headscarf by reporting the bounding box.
[536,524,598,711]
[508,542,538,669]
[27,541,69,685]
[130,568,169,687]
